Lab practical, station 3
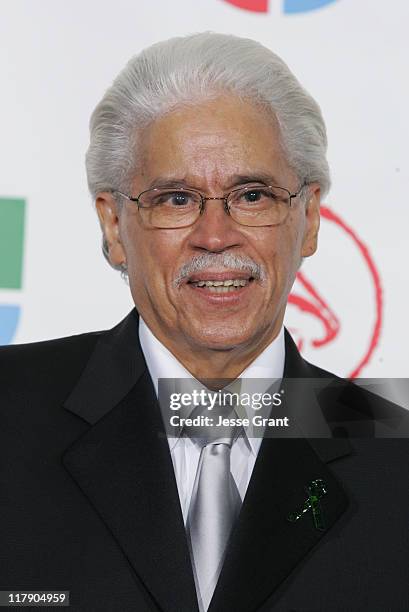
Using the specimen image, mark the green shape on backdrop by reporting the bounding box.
[0,198,26,289]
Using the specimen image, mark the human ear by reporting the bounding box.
[95,193,127,268]
[301,183,321,258]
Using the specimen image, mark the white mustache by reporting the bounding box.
[173,253,267,287]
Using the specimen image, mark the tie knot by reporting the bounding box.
[183,393,239,447]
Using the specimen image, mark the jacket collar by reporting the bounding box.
[63,309,145,424]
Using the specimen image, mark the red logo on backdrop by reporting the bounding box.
[223,0,268,10]
[221,0,339,13]
[288,206,383,378]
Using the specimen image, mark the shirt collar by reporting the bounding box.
[138,317,285,455]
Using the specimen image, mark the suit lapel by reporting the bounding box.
[210,438,350,612]
[62,310,198,612]
[209,330,353,612]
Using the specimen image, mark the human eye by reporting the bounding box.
[234,186,276,207]
[151,190,196,207]
[242,188,270,203]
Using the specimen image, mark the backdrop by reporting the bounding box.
[1,0,408,378]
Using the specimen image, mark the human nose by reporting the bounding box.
[187,197,243,252]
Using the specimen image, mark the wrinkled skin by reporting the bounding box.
[96,95,320,380]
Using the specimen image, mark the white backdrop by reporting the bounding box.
[1,0,408,378]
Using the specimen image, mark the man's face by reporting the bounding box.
[97,95,320,356]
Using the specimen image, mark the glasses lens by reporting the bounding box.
[138,189,202,228]
[228,186,291,227]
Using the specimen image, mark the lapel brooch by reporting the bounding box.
[287,478,328,531]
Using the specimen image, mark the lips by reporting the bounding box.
[186,271,254,284]
[186,271,255,296]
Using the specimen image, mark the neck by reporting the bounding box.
[144,316,284,382]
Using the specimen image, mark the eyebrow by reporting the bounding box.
[146,173,283,191]
[226,173,282,189]
[147,177,191,190]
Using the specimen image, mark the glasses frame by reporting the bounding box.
[112,181,308,228]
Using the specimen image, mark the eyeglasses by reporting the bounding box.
[112,182,307,229]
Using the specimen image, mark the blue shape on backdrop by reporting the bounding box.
[0,305,20,345]
[284,0,337,13]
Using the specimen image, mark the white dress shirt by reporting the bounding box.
[139,317,285,523]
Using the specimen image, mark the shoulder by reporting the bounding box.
[0,330,103,398]
[301,358,338,380]
[305,361,409,436]
[286,335,409,434]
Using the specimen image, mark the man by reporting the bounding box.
[1,33,408,612]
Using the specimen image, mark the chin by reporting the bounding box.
[185,323,256,352]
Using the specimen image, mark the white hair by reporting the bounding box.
[86,32,330,271]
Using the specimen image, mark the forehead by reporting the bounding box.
[136,95,293,188]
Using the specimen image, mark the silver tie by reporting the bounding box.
[186,400,242,611]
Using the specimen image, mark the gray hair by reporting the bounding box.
[86,32,330,272]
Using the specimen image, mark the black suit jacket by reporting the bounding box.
[1,309,408,611]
